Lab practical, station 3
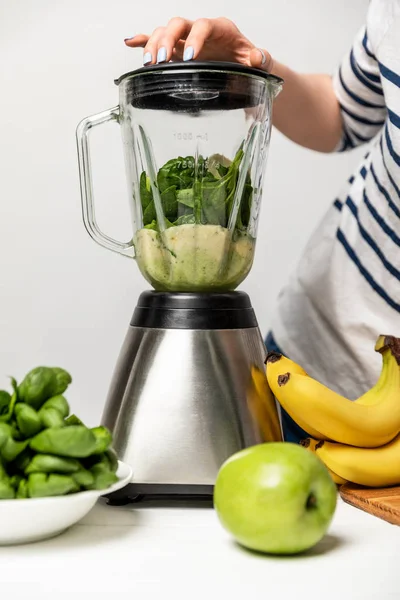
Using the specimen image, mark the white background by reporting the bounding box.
[0,0,367,424]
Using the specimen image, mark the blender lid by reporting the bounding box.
[114,61,283,87]
[114,61,283,112]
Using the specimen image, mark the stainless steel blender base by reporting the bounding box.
[101,292,282,501]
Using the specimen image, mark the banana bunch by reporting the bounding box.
[266,335,400,488]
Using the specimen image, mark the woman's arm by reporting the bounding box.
[268,62,343,152]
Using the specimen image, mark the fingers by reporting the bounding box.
[171,40,186,61]
[123,17,219,65]
[142,26,166,65]
[124,34,149,48]
[183,18,214,61]
[249,47,274,72]
[156,17,193,62]
[124,18,193,65]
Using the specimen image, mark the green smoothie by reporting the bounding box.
[134,224,255,292]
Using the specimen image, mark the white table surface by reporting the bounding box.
[0,497,398,600]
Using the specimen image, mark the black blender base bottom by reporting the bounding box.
[104,483,214,506]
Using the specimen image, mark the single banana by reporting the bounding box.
[301,438,349,484]
[300,438,348,485]
[326,468,348,486]
[266,335,400,448]
[268,349,386,407]
[316,434,400,487]
[265,352,329,441]
[248,366,282,443]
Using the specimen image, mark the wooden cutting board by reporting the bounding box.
[340,483,400,525]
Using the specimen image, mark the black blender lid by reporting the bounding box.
[114,61,283,86]
[114,61,282,112]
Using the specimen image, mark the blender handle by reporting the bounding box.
[76,106,135,258]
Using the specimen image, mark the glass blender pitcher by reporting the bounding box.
[76,62,282,292]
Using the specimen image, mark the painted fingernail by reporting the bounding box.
[157,47,167,63]
[124,36,135,42]
[183,46,194,62]
[143,52,152,65]
[259,49,267,65]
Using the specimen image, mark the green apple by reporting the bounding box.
[213,442,337,555]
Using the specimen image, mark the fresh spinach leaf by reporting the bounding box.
[193,180,202,225]
[142,184,178,225]
[218,165,229,177]
[157,161,174,194]
[177,188,194,208]
[144,220,158,231]
[143,217,175,230]
[157,156,196,193]
[177,204,194,217]
[139,172,153,210]
[240,183,253,229]
[201,175,231,227]
[175,214,196,226]
[160,185,178,220]
[161,218,175,229]
[0,392,11,417]
[143,199,156,226]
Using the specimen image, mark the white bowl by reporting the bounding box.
[0,461,132,545]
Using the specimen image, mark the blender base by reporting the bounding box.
[104,483,214,506]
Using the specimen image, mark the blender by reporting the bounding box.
[76,61,283,502]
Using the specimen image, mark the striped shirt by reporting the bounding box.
[272,0,400,398]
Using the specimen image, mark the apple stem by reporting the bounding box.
[306,493,317,510]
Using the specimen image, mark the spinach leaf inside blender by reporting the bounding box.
[139,148,253,231]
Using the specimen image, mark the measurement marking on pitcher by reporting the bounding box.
[173,133,208,141]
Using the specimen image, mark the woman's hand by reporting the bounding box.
[124,17,273,71]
